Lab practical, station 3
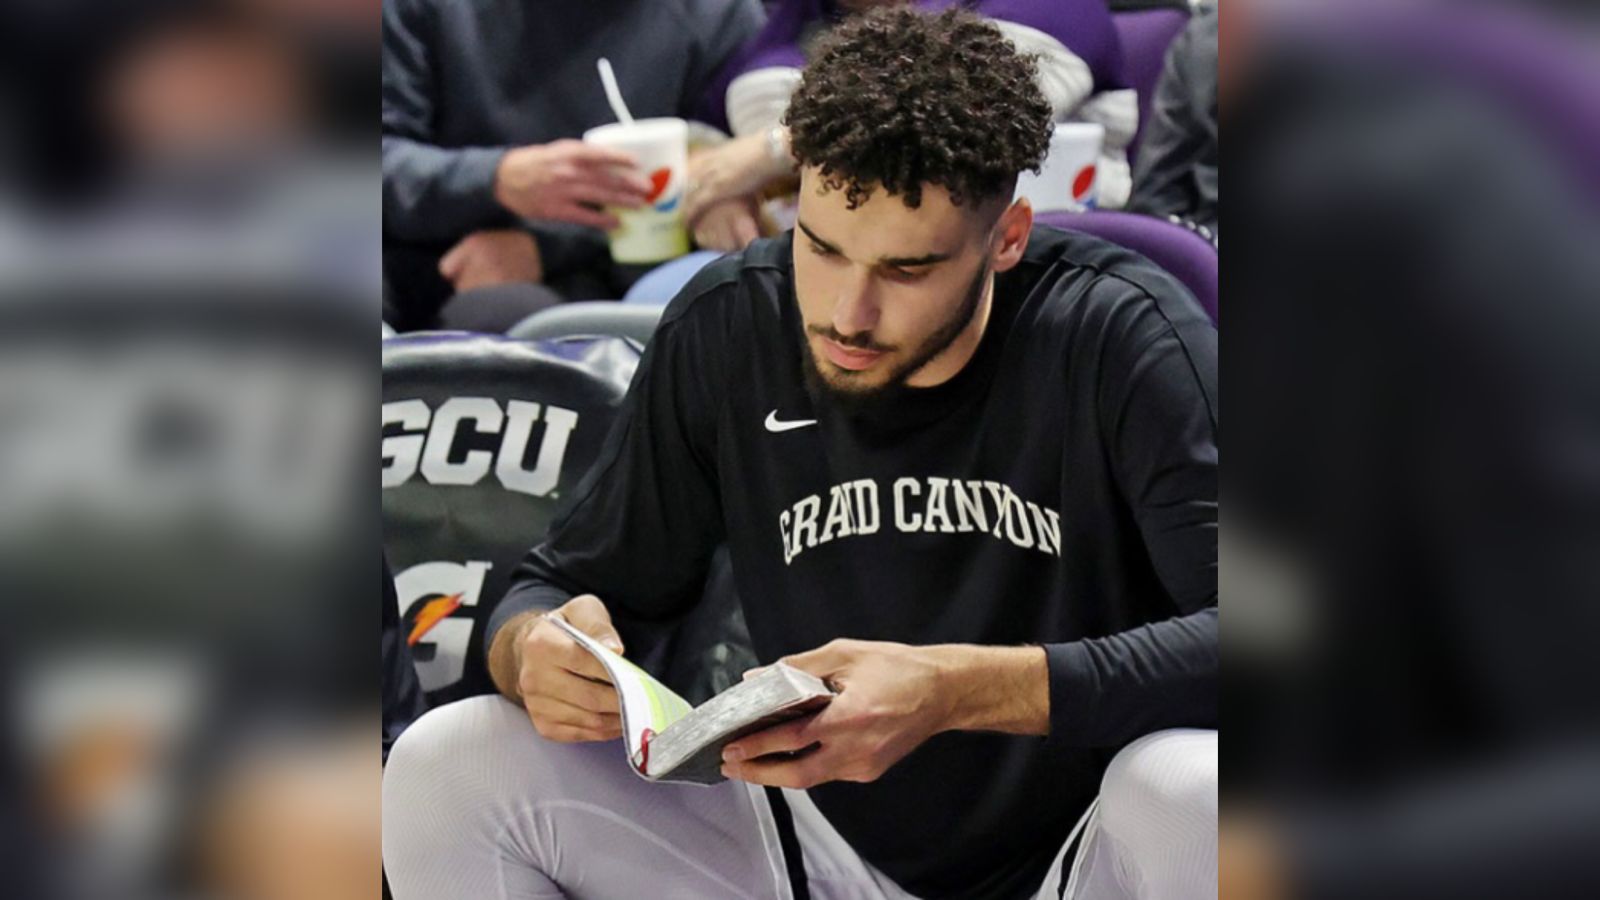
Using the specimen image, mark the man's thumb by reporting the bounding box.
[438,239,462,271]
[564,595,624,653]
[775,641,849,679]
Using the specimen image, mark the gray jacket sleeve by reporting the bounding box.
[1128,8,1220,229]
[381,0,510,243]
[677,0,768,119]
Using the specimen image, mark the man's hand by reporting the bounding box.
[719,639,1048,789]
[438,229,543,292]
[489,596,626,743]
[691,196,762,252]
[494,140,653,230]
[685,132,787,224]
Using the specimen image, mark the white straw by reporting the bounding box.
[597,58,635,126]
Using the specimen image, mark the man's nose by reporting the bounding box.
[831,270,880,338]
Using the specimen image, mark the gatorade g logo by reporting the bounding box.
[1072,164,1098,207]
[396,560,491,693]
[647,167,680,213]
[381,397,578,496]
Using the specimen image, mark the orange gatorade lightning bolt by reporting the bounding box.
[406,593,464,646]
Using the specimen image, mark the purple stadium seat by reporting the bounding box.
[1036,210,1217,323]
[1114,7,1191,160]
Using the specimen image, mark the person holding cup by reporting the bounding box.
[581,119,695,266]
[381,0,765,330]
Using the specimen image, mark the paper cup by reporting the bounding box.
[1014,123,1105,213]
[583,117,691,264]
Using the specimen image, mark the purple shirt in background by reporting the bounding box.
[695,0,1128,132]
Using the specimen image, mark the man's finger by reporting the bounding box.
[684,193,714,227]
[722,715,818,762]
[546,633,615,683]
[567,144,639,170]
[452,267,493,294]
[569,183,647,211]
[568,162,652,198]
[526,694,623,734]
[539,667,621,715]
[735,213,760,247]
[599,169,654,198]
[526,618,615,683]
[553,203,621,231]
[530,716,623,744]
[438,241,468,279]
[701,220,725,252]
[561,595,625,653]
[722,749,830,790]
[780,641,852,678]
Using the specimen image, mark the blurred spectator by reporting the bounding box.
[682,0,1139,253]
[2,0,379,898]
[1225,4,1600,897]
[236,0,381,145]
[103,7,308,172]
[0,0,375,211]
[1128,2,1217,233]
[198,725,378,900]
[381,0,765,331]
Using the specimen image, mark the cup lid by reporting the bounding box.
[583,117,688,144]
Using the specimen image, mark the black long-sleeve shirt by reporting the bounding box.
[493,226,1218,899]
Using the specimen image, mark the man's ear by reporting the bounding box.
[989,198,1033,273]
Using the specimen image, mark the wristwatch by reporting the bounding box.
[766,124,794,175]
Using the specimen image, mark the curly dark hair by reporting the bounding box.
[783,6,1054,211]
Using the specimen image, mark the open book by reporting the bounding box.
[549,615,835,785]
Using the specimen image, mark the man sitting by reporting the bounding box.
[384,9,1216,899]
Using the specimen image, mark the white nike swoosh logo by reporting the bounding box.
[765,410,817,433]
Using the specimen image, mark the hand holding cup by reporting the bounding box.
[494,139,653,230]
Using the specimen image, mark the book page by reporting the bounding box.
[546,615,694,774]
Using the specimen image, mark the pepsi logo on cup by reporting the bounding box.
[647,167,680,213]
[1072,164,1098,208]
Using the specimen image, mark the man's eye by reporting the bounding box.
[884,267,927,283]
[808,241,836,257]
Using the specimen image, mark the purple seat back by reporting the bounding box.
[1114,8,1191,160]
[1036,210,1217,323]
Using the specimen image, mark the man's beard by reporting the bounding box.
[799,261,990,418]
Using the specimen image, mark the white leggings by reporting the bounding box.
[382,696,1216,900]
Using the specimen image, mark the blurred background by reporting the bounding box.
[1223,1,1600,898]
[1,1,377,899]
